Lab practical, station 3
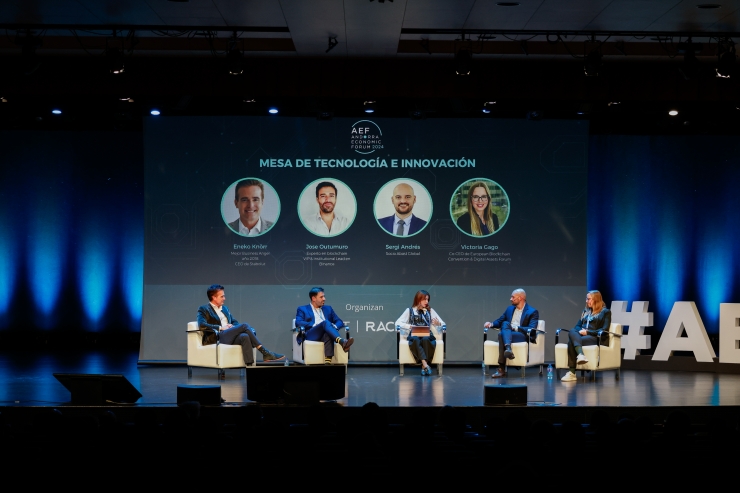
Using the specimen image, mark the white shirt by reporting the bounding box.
[238,217,264,236]
[311,305,325,327]
[210,303,229,328]
[392,215,412,236]
[305,211,349,236]
[511,307,523,329]
[395,308,445,330]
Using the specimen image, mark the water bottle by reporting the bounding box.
[285,358,290,367]
[547,363,553,380]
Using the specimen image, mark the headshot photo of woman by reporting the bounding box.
[451,179,509,237]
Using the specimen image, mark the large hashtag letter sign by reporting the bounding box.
[610,301,653,360]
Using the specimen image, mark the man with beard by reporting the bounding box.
[378,182,428,236]
[227,179,274,236]
[304,181,350,236]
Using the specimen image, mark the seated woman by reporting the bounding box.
[561,290,612,382]
[455,181,500,236]
[395,290,445,376]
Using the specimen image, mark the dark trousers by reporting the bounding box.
[408,335,436,363]
[497,325,527,366]
[566,327,598,369]
[305,320,341,357]
[218,323,260,365]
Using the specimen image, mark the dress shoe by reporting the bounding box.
[259,347,286,362]
[491,368,508,379]
[504,349,515,360]
[341,337,355,352]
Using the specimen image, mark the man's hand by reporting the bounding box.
[579,329,588,336]
[484,322,492,328]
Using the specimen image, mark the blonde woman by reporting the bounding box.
[455,181,499,236]
[561,290,612,382]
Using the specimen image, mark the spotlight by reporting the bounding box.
[268,108,278,114]
[584,50,602,76]
[107,48,125,74]
[455,49,472,75]
[150,109,161,116]
[363,101,376,114]
[716,39,736,78]
[576,103,592,116]
[668,109,679,116]
[481,101,496,114]
[226,33,244,75]
[51,109,62,115]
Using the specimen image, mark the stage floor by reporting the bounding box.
[2,350,740,409]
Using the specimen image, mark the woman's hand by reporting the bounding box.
[432,317,440,326]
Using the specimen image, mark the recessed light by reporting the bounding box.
[150,109,161,116]
[669,110,679,116]
[52,109,62,115]
[268,108,278,114]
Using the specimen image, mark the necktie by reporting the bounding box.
[396,219,404,235]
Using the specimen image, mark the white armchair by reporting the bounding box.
[396,324,445,376]
[186,321,256,378]
[483,320,546,377]
[554,322,623,381]
[291,319,349,372]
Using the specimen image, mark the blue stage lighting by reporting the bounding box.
[51,109,62,115]
[697,239,731,332]
[78,223,112,327]
[29,209,65,318]
[0,215,16,319]
[121,225,144,324]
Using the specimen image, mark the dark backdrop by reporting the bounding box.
[1,128,738,351]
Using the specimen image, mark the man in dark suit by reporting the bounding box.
[295,286,354,364]
[378,182,428,236]
[484,289,540,378]
[197,284,284,366]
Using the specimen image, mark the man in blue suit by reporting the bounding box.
[484,289,540,378]
[295,286,354,364]
[378,182,428,236]
[197,284,284,367]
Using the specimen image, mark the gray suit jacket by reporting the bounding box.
[228,218,274,235]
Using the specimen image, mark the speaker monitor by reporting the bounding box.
[177,384,222,406]
[484,384,527,406]
[53,373,142,405]
[245,365,345,404]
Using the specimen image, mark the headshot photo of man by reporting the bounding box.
[221,178,280,237]
[299,179,356,237]
[375,179,432,237]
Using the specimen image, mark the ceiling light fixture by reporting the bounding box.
[268,108,279,114]
[455,48,472,75]
[669,109,679,116]
[716,38,736,78]
[363,101,377,113]
[227,32,244,75]
[326,36,338,53]
[52,109,62,115]
[481,101,496,114]
[150,109,161,116]
[107,47,125,74]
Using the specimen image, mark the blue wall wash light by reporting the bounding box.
[78,218,113,328]
[150,109,161,116]
[121,220,144,323]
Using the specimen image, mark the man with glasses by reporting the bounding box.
[378,182,428,236]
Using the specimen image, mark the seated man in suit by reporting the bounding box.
[197,284,284,367]
[378,182,428,236]
[484,288,540,379]
[295,286,354,364]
